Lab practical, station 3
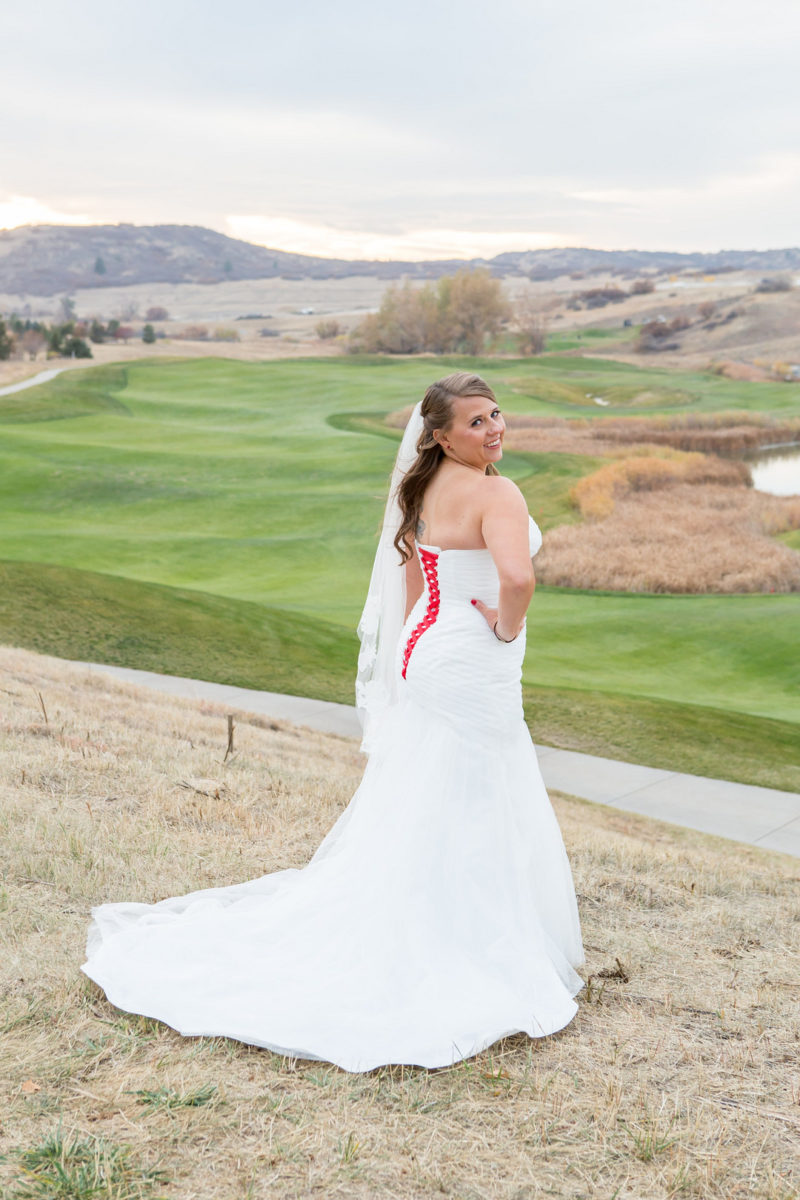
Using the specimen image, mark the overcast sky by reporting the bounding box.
[3,0,800,259]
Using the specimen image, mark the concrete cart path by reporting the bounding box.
[0,368,63,396]
[75,659,800,859]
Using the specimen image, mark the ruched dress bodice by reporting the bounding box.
[397,517,542,745]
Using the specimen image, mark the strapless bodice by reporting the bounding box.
[396,515,542,745]
[413,514,542,610]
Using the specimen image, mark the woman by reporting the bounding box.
[82,372,584,1073]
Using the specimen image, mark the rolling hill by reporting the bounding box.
[1,222,799,296]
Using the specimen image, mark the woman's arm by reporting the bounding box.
[473,477,534,640]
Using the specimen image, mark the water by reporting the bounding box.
[747,443,800,497]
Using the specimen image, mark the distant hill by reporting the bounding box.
[1,222,799,296]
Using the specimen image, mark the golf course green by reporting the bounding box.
[2,355,798,790]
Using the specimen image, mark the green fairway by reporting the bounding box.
[1,356,798,788]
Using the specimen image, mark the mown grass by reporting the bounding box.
[1,356,798,787]
[523,685,800,794]
[2,648,799,1200]
[0,560,357,705]
[2,559,798,791]
[544,325,640,353]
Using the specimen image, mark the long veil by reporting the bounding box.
[355,401,424,753]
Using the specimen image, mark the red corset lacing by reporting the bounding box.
[401,548,440,679]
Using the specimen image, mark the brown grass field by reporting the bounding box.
[2,645,799,1199]
[530,444,800,594]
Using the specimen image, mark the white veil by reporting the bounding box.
[355,401,424,753]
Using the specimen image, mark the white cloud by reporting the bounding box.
[0,195,93,230]
[225,215,577,261]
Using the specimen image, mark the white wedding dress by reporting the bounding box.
[82,517,584,1072]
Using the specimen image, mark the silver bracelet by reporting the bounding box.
[493,621,518,643]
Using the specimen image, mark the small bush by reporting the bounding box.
[212,327,240,342]
[755,274,793,293]
[572,286,628,309]
[315,319,341,340]
[61,336,93,359]
[145,306,169,321]
[630,279,655,294]
[636,315,691,352]
[177,325,209,341]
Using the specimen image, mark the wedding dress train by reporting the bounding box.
[82,517,584,1072]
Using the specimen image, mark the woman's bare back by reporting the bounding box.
[417,461,491,550]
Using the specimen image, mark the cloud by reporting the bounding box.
[225,215,577,261]
[0,195,93,231]
[1,0,799,254]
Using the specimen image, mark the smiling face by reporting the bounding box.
[434,394,505,470]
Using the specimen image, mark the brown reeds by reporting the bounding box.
[569,450,750,520]
[537,481,800,593]
[1,646,799,1199]
[503,411,800,458]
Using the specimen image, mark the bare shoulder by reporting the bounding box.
[481,474,528,514]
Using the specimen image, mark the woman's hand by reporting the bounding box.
[470,598,523,642]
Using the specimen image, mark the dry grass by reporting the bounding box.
[568,450,751,521]
[537,482,800,593]
[533,444,800,594]
[2,645,800,1198]
[503,412,800,458]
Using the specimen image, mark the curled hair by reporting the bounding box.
[393,372,499,563]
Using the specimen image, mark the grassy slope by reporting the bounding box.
[1,357,798,789]
[2,648,799,1200]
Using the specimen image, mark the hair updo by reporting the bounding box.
[393,372,498,563]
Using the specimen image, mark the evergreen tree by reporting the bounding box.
[142,323,156,344]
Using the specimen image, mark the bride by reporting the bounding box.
[82,371,584,1073]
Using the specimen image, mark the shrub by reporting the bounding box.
[142,323,156,344]
[178,325,209,340]
[212,327,240,342]
[636,316,690,352]
[630,279,655,294]
[572,286,628,309]
[315,319,341,340]
[145,305,169,321]
[62,335,93,358]
[755,274,793,293]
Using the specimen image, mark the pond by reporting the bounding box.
[746,443,800,496]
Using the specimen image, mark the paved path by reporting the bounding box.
[75,659,800,859]
[0,368,63,396]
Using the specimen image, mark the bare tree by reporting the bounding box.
[513,293,557,355]
[21,328,47,360]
